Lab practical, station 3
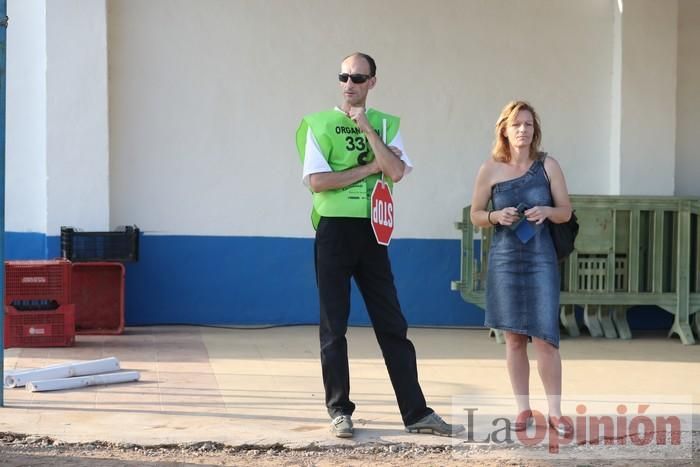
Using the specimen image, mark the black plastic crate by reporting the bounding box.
[61,225,140,262]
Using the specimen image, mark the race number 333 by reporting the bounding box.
[371,179,394,246]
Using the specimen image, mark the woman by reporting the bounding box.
[469,101,573,436]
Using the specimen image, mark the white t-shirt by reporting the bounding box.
[302,108,414,187]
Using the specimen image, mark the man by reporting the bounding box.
[295,52,464,438]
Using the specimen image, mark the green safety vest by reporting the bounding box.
[296,109,400,229]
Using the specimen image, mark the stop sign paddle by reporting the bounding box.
[371,179,394,246]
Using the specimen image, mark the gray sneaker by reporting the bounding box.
[331,415,353,438]
[405,412,465,437]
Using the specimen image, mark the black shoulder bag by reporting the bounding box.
[541,155,579,261]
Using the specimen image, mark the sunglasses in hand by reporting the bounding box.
[338,73,372,84]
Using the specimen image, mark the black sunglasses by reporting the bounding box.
[338,73,372,84]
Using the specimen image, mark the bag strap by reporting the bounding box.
[540,153,575,218]
[540,152,551,185]
[540,153,559,211]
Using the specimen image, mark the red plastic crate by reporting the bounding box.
[71,262,125,335]
[4,304,76,348]
[5,259,72,306]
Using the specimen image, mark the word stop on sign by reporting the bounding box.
[371,180,394,246]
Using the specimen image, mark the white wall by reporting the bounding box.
[46,0,110,233]
[675,0,700,196]
[9,1,693,241]
[5,0,47,233]
[107,0,614,239]
[618,0,678,195]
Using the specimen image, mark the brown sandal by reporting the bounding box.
[548,415,574,437]
[512,409,534,432]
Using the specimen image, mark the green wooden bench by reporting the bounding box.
[451,196,700,345]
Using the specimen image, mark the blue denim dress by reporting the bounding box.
[485,158,561,347]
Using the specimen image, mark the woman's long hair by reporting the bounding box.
[491,101,542,163]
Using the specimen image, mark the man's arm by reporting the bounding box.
[303,127,382,193]
[309,160,380,193]
[347,107,406,183]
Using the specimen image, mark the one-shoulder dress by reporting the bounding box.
[485,157,561,347]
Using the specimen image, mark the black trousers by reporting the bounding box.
[314,217,433,426]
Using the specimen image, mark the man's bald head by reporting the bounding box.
[342,52,376,77]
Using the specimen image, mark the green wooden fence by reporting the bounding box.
[451,196,700,345]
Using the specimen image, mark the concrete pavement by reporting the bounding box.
[1,326,698,449]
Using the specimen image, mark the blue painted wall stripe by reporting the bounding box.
[119,236,482,326]
[5,232,48,259]
[4,232,674,330]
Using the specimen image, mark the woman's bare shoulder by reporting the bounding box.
[479,157,501,173]
[475,157,506,189]
[473,157,495,182]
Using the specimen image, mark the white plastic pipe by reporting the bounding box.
[4,357,121,388]
[4,363,79,388]
[5,360,78,379]
[5,360,80,377]
[26,371,140,392]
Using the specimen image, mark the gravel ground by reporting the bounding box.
[1,432,699,466]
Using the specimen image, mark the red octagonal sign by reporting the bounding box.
[371,179,394,246]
